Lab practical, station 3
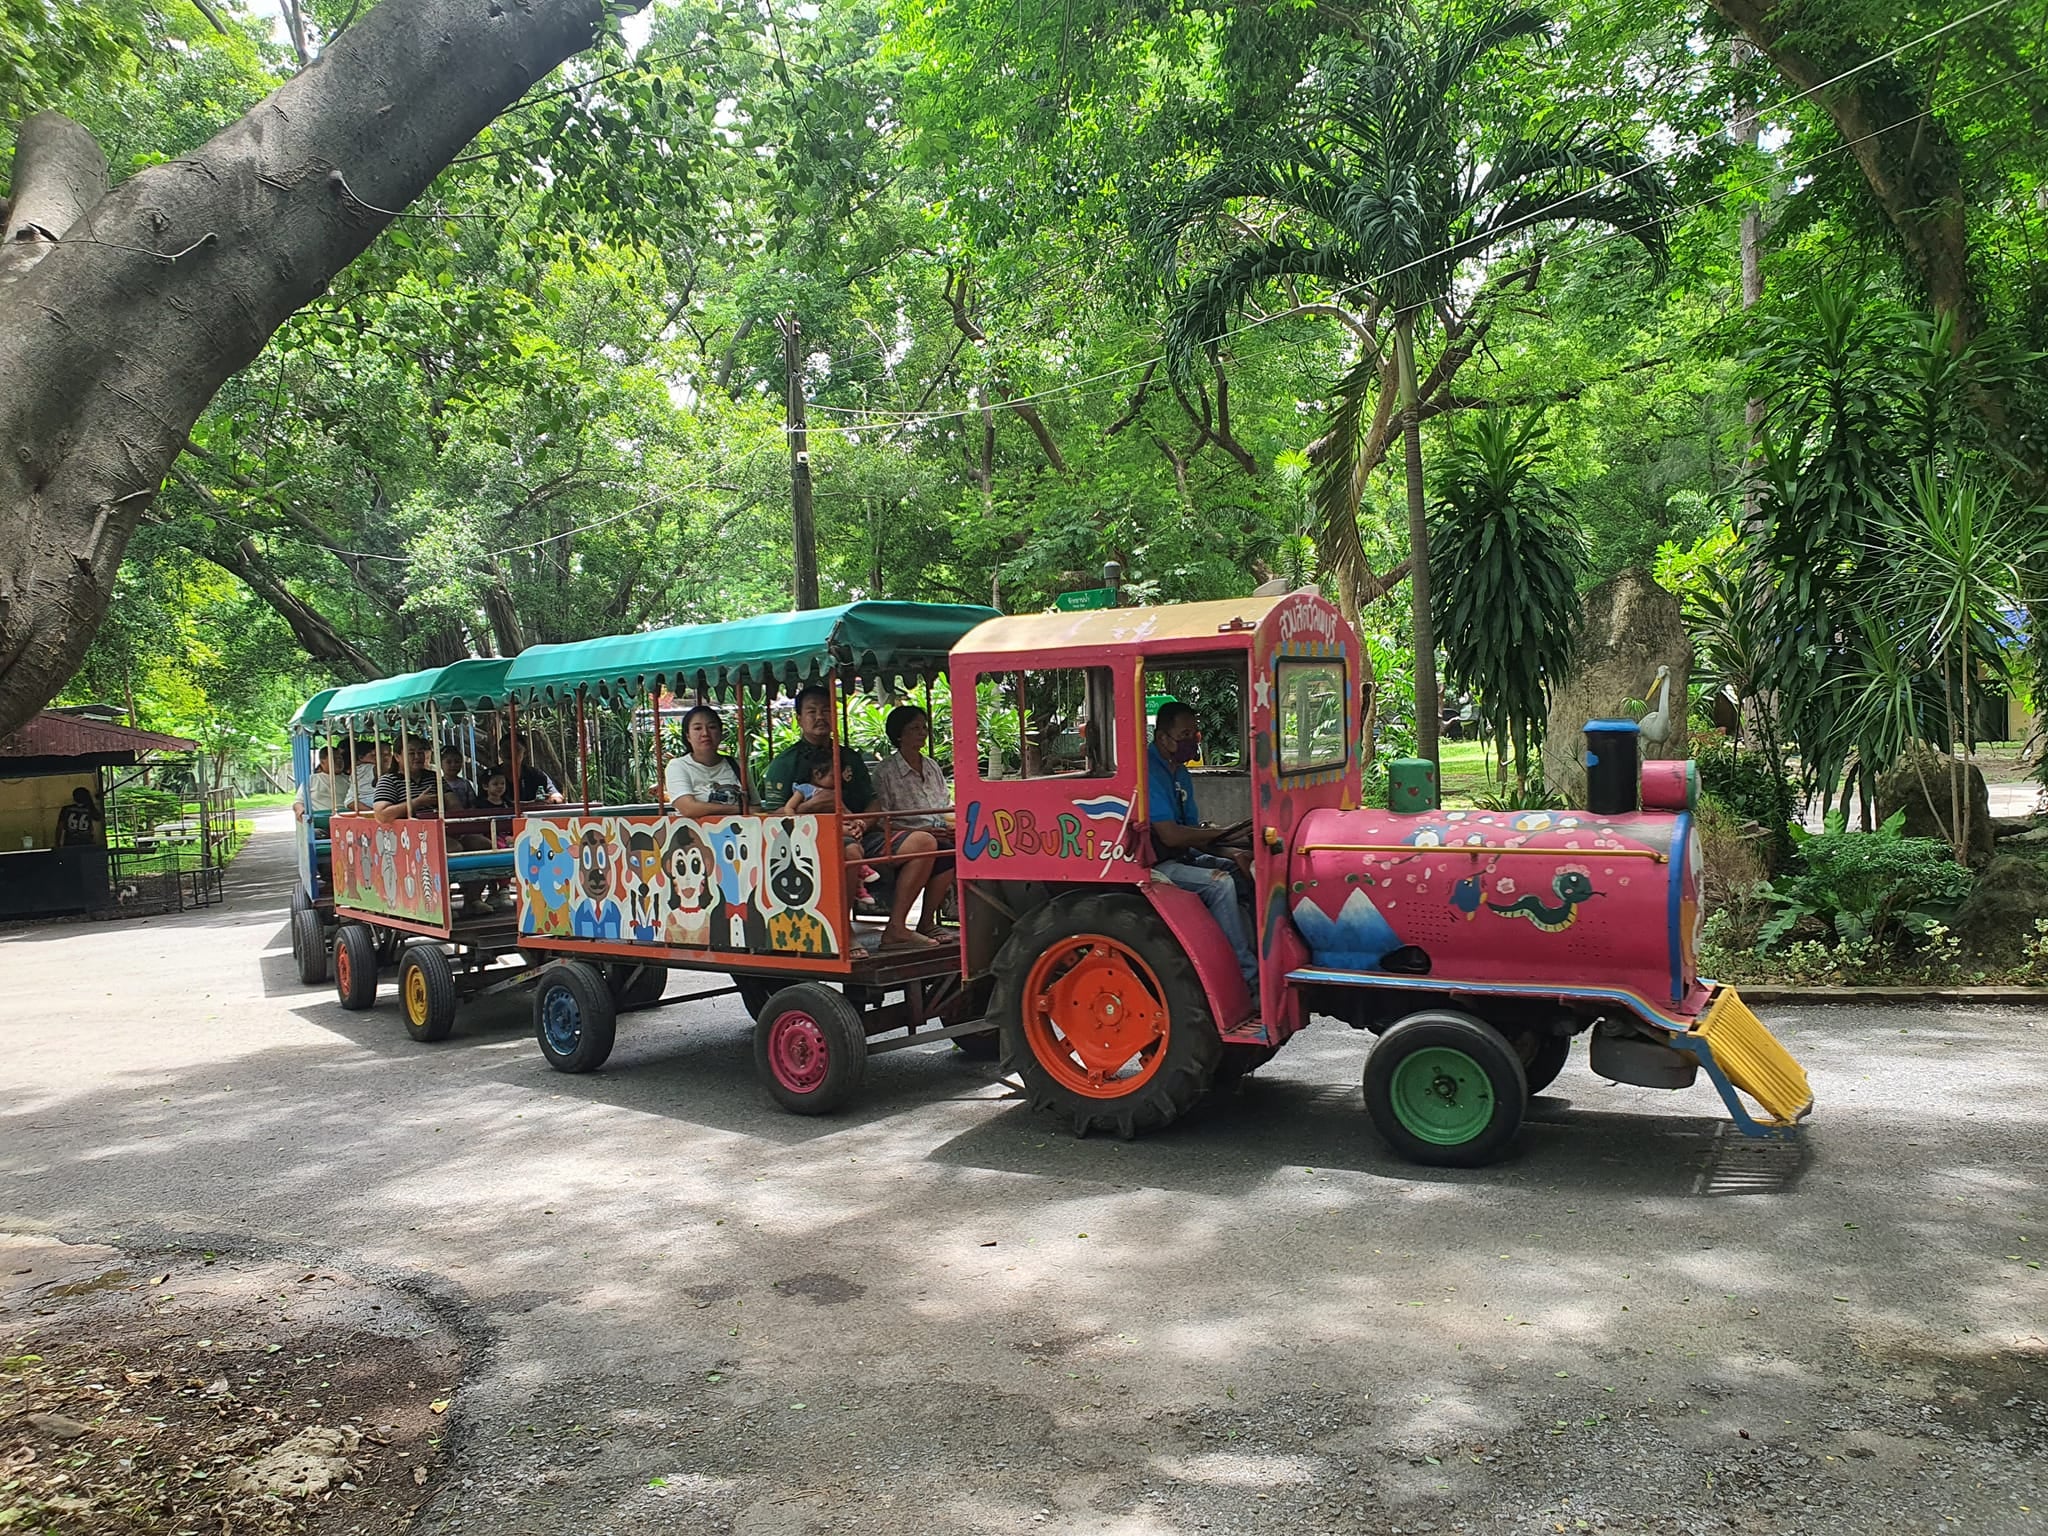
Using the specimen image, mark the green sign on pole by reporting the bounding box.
[1053,587,1117,612]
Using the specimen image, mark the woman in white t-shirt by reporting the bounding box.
[665,705,747,817]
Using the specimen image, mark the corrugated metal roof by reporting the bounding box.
[953,596,1287,659]
[0,711,198,761]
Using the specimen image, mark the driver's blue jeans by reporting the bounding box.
[1155,857,1259,988]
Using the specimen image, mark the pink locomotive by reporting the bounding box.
[300,590,1811,1169]
[956,591,1810,1165]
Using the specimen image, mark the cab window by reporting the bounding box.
[1276,660,1347,774]
[1143,658,1247,769]
[975,667,1117,780]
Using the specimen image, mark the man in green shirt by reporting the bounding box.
[762,684,937,948]
[762,685,874,812]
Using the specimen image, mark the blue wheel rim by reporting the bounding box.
[542,984,582,1054]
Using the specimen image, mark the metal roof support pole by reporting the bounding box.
[829,672,847,933]
[401,711,415,808]
[745,684,761,806]
[507,700,523,818]
[651,683,665,807]
[576,688,590,812]
[431,702,448,824]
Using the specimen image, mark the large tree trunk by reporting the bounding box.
[1706,0,1975,343]
[0,0,644,740]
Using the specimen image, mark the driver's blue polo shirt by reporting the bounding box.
[1147,743,1200,828]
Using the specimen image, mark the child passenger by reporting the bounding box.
[782,759,873,900]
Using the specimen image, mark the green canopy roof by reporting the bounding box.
[289,687,339,731]
[502,601,1001,702]
[422,656,517,711]
[319,657,516,722]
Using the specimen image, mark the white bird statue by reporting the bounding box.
[1638,664,1675,749]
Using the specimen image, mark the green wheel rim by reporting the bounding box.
[1387,1045,1496,1146]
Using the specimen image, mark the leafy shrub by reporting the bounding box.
[1757,809,1974,951]
[1364,633,1417,762]
[1693,735,1797,869]
[1695,797,1768,917]
[1472,778,1566,811]
[2019,918,2048,983]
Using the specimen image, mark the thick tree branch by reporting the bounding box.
[0,113,109,296]
[0,0,649,738]
[1705,0,1975,341]
[167,469,377,676]
[943,266,1069,474]
[1106,362,1157,436]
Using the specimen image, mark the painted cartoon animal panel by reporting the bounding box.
[571,821,625,941]
[330,813,448,928]
[760,815,838,957]
[517,821,578,937]
[517,813,849,964]
[705,818,768,953]
[662,819,716,948]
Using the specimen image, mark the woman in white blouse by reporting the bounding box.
[873,704,955,936]
[665,704,747,817]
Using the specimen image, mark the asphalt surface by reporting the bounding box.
[1,818,2043,1534]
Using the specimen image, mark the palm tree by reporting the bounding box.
[1429,412,1584,795]
[1877,460,2043,862]
[1143,2,1669,761]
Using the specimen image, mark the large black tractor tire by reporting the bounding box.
[753,983,868,1115]
[399,944,461,1044]
[334,924,380,1011]
[990,890,1221,1139]
[292,908,328,986]
[532,961,618,1073]
[1363,1010,1528,1168]
[604,962,669,1011]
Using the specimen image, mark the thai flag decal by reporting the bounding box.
[1072,796,1131,822]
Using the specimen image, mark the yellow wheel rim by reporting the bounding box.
[404,965,429,1025]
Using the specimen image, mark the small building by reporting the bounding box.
[0,709,199,919]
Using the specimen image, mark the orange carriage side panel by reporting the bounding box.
[329,812,452,933]
[513,812,852,972]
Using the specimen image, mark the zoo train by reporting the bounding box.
[289,593,1812,1167]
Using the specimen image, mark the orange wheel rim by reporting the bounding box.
[335,942,351,993]
[1020,932,1170,1100]
[404,966,428,1024]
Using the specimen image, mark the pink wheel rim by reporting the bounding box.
[768,1011,830,1094]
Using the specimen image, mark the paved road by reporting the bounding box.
[2,821,2043,1534]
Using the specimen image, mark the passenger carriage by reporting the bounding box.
[286,687,341,982]
[496,600,1003,1098]
[310,659,538,1039]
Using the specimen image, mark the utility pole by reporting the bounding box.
[779,314,820,610]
